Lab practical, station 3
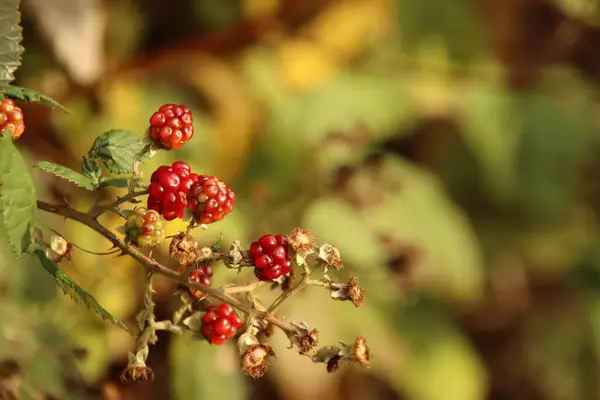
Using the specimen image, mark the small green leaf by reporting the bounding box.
[36,250,132,335]
[2,85,69,113]
[0,130,36,256]
[37,161,97,191]
[0,0,24,86]
[89,130,145,174]
[98,177,129,188]
[81,155,102,182]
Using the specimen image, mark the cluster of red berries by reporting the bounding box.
[0,99,25,140]
[250,234,292,281]
[188,264,213,299]
[187,175,236,224]
[147,161,199,221]
[124,208,166,247]
[201,302,245,345]
[149,104,194,149]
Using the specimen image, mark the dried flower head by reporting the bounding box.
[298,329,319,355]
[241,343,276,379]
[330,276,365,307]
[318,244,344,270]
[353,336,371,367]
[120,364,154,383]
[287,228,316,265]
[169,233,201,265]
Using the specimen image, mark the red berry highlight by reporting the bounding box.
[147,161,199,221]
[201,303,244,345]
[149,104,194,149]
[187,175,236,224]
[0,99,25,140]
[250,234,293,281]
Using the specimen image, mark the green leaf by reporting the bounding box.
[2,85,69,113]
[35,250,132,335]
[89,129,145,174]
[81,155,102,182]
[0,130,36,256]
[0,0,24,86]
[98,177,130,188]
[37,161,97,191]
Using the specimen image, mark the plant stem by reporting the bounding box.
[223,281,267,294]
[89,189,149,219]
[37,200,295,334]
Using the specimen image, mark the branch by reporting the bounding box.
[88,189,149,219]
[36,200,295,334]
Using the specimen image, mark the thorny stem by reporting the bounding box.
[88,189,149,219]
[37,200,296,334]
[267,272,309,314]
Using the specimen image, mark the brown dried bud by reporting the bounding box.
[327,355,342,373]
[287,228,316,264]
[45,235,72,264]
[120,365,154,383]
[317,244,344,270]
[298,329,319,355]
[330,276,365,307]
[353,336,371,367]
[169,233,201,265]
[241,343,276,379]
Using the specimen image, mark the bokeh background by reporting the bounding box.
[2,0,600,399]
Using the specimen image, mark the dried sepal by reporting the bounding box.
[182,311,204,331]
[311,336,371,372]
[317,244,344,270]
[329,276,365,307]
[287,228,316,265]
[353,336,371,367]
[286,321,319,355]
[228,240,244,265]
[121,352,154,383]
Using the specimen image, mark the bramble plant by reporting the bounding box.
[0,0,370,383]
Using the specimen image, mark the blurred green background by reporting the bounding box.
[3,0,600,398]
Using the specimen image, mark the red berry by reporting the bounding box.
[147,162,199,220]
[249,234,293,281]
[187,175,236,224]
[0,99,25,140]
[148,104,194,149]
[188,264,214,300]
[201,303,244,345]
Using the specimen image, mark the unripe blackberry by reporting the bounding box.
[124,208,166,247]
[0,99,25,140]
[249,234,293,281]
[188,264,213,300]
[147,161,199,221]
[149,104,194,149]
[201,303,245,345]
[187,175,235,224]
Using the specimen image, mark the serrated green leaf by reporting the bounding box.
[36,250,132,335]
[37,161,97,191]
[0,131,36,257]
[0,0,24,86]
[89,130,145,174]
[2,85,69,113]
